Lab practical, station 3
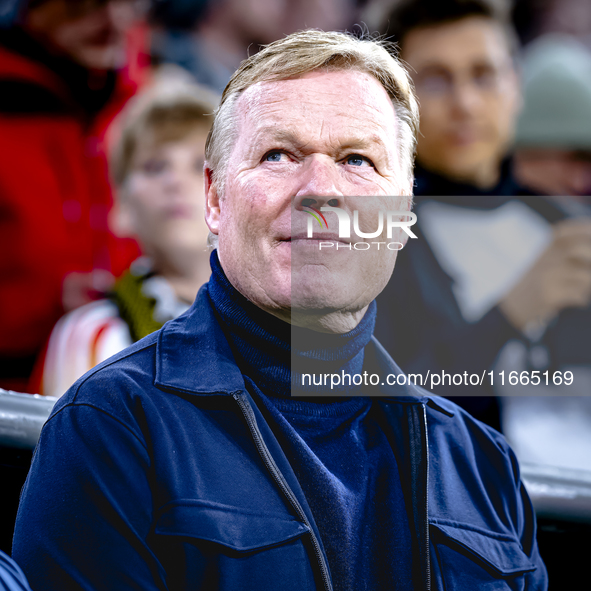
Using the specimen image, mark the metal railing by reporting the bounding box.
[3,388,591,525]
[0,389,57,449]
[522,462,591,524]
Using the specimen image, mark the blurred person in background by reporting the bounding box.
[374,0,591,430]
[150,0,358,93]
[0,0,147,393]
[384,0,522,195]
[497,33,591,478]
[513,34,591,201]
[30,76,217,398]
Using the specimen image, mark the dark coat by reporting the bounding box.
[13,285,547,590]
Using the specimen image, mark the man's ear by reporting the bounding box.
[204,164,221,235]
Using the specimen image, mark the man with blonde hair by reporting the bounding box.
[13,30,546,590]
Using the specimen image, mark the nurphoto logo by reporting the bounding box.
[304,204,418,250]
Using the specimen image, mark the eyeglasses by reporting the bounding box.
[414,63,512,97]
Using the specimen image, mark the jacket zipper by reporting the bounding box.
[421,403,431,591]
[233,392,333,591]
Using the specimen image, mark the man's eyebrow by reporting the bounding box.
[339,135,394,160]
[415,63,451,76]
[257,128,389,152]
[339,137,382,151]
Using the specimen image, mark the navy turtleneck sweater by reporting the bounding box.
[207,251,413,590]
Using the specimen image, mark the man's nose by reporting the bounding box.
[294,155,345,210]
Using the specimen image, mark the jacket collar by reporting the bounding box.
[155,284,246,395]
[154,281,454,417]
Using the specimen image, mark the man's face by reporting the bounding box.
[402,16,520,187]
[120,130,210,262]
[25,0,139,69]
[205,70,411,329]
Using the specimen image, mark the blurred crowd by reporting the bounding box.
[1,0,591,468]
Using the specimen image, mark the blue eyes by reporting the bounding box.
[264,151,285,162]
[263,151,373,167]
[345,155,370,167]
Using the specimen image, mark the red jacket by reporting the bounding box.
[0,29,140,390]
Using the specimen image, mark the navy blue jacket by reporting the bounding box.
[13,285,547,590]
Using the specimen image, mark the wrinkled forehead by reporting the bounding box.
[233,70,399,146]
